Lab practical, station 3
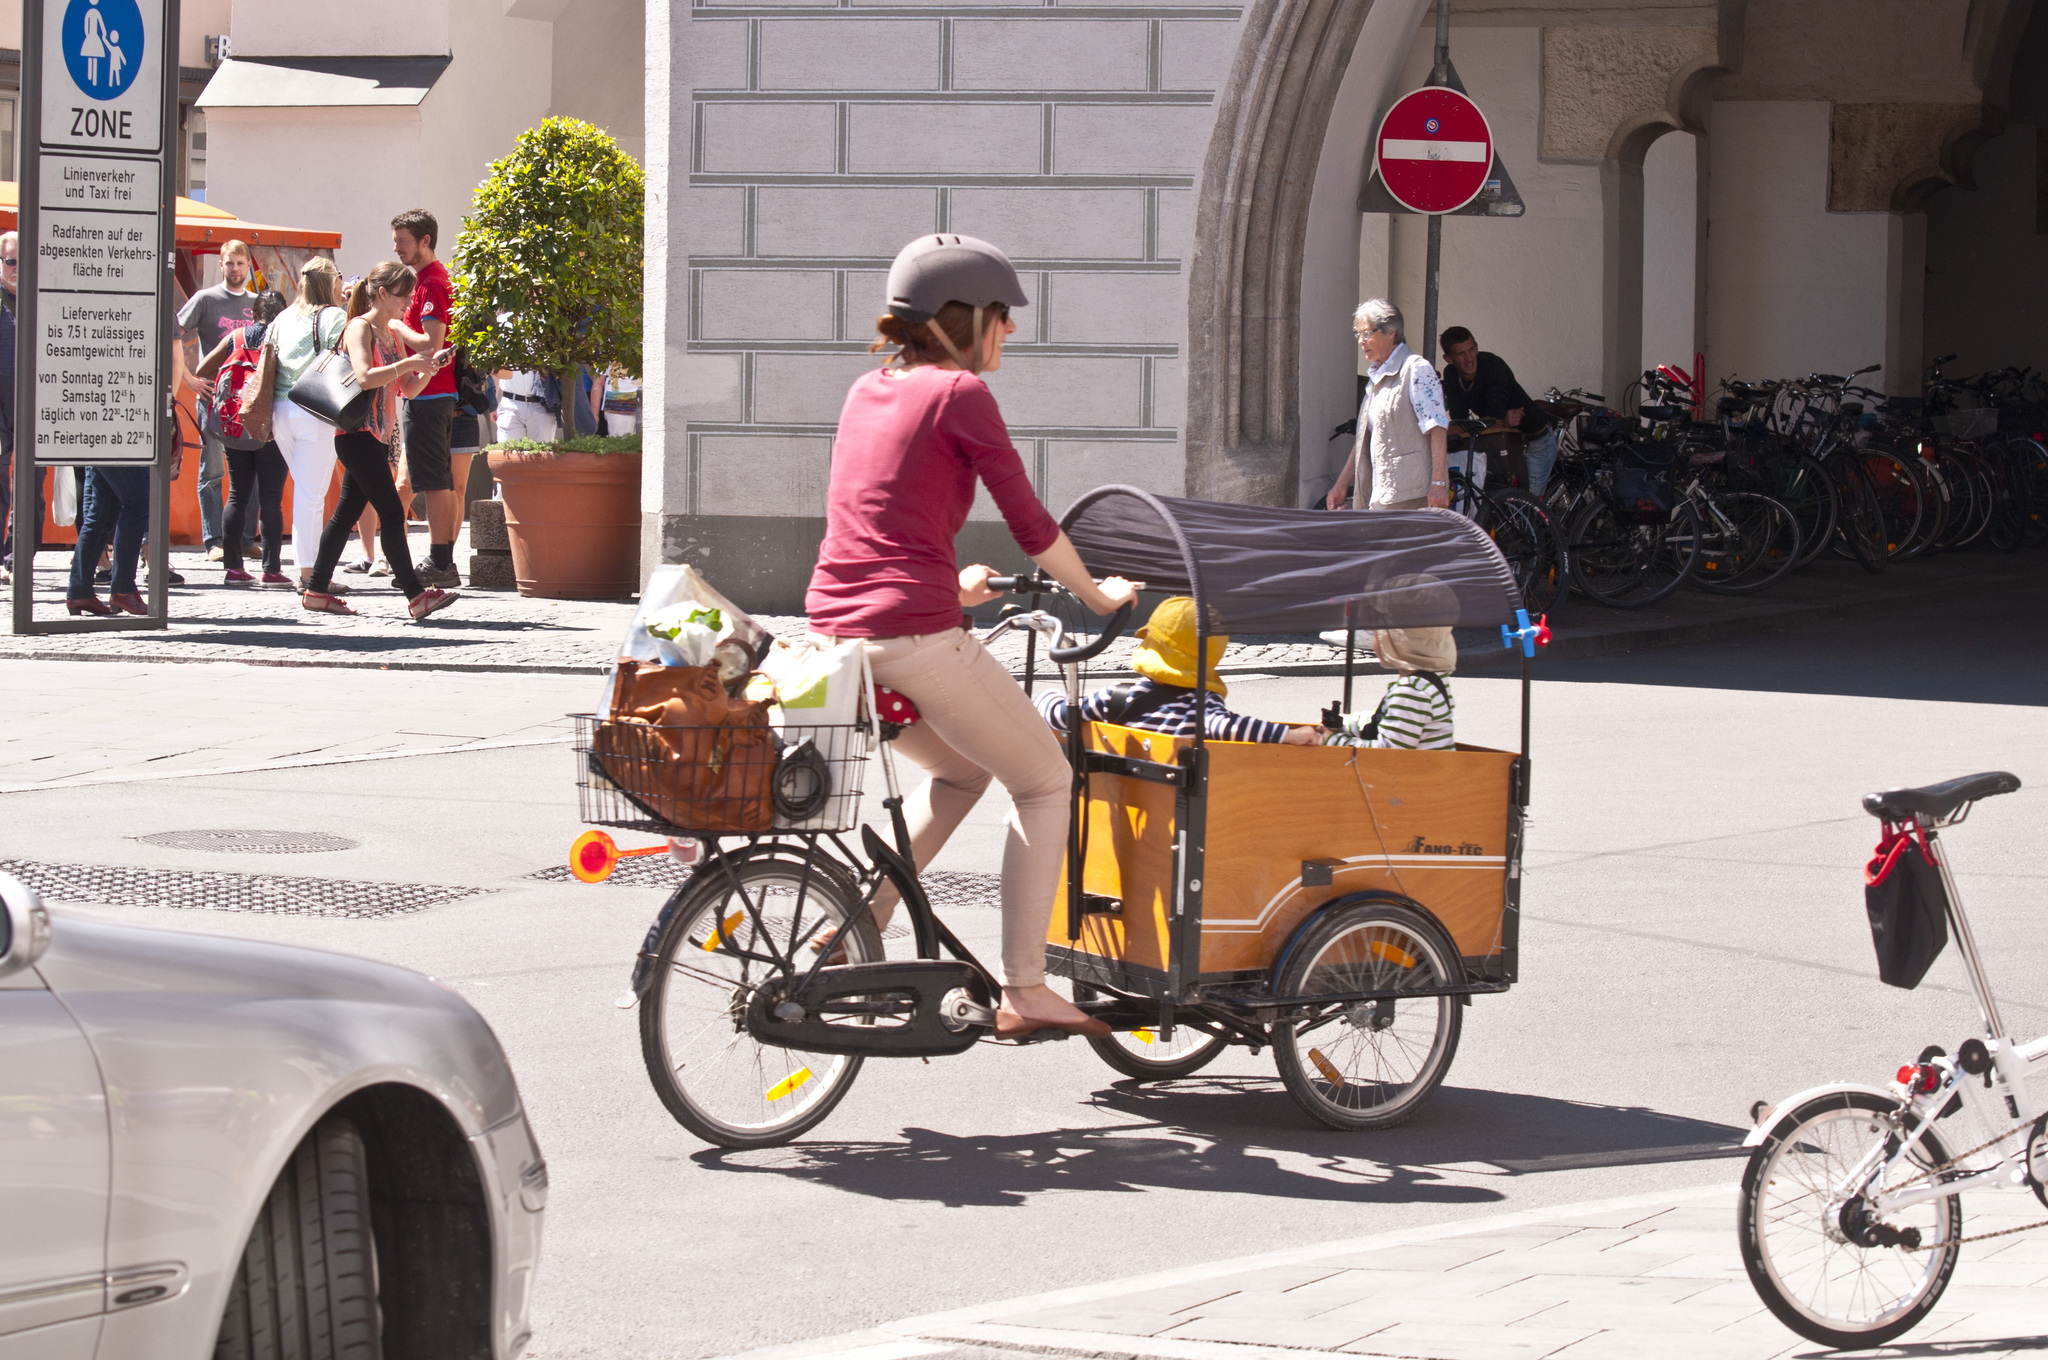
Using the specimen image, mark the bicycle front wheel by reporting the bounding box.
[1567,497,1700,608]
[640,849,884,1148]
[1740,1090,1961,1350]
[1691,492,1802,594]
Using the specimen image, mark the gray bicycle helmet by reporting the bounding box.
[885,235,1028,322]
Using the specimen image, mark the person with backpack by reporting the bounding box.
[269,258,348,591]
[192,290,291,586]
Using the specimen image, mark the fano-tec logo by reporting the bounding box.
[63,0,145,102]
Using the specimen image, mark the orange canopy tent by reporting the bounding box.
[3,184,344,549]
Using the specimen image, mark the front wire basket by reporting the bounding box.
[573,714,872,836]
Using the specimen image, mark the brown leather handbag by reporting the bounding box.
[593,661,777,832]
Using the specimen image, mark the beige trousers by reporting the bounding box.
[815,628,1071,987]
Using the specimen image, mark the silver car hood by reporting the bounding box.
[34,909,523,1134]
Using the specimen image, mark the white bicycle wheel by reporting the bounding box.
[1739,1089,1961,1349]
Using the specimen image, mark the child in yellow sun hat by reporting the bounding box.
[1035,596,1322,743]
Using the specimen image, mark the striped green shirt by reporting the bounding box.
[1329,674,1455,750]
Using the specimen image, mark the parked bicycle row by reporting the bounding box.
[1440,361,2048,613]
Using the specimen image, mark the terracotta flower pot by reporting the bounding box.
[486,449,642,599]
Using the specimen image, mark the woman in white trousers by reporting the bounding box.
[266,259,348,588]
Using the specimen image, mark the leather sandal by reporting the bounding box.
[66,596,111,616]
[108,592,147,616]
[302,591,356,616]
[407,587,459,621]
[994,1009,1112,1040]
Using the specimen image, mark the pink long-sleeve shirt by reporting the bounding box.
[806,366,1060,637]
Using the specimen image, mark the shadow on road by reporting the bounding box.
[1539,581,2048,708]
[691,1082,1745,1208]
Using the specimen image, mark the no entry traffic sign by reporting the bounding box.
[1375,86,1493,215]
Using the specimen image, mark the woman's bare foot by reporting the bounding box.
[995,982,1109,1038]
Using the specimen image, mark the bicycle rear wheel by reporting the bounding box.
[1690,492,1802,594]
[1567,496,1700,608]
[1829,456,1888,574]
[1740,1090,1960,1349]
[640,848,883,1148]
[1483,488,1567,617]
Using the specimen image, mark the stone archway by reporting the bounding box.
[1182,0,1390,506]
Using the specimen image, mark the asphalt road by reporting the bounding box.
[3,581,2044,1359]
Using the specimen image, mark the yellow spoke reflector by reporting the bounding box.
[1131,1028,1155,1045]
[1308,1048,1346,1091]
[1369,939,1417,969]
[764,1068,813,1102]
[698,910,746,952]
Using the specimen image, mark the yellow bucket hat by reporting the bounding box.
[1130,597,1229,696]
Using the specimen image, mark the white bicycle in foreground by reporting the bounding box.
[1740,770,2038,1348]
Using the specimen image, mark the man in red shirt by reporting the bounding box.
[391,210,462,587]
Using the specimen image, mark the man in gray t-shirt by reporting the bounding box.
[175,240,258,558]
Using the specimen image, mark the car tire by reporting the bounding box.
[214,1115,383,1359]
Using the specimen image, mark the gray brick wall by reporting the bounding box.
[648,0,1249,607]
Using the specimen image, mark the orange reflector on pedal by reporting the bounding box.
[698,911,745,951]
[570,830,620,884]
[1308,1048,1346,1090]
[1369,939,1417,969]
[765,1068,813,1101]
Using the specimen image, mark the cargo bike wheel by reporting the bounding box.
[1073,983,1229,1081]
[1271,902,1462,1131]
[640,849,884,1149]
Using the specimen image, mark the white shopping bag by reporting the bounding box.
[52,469,78,528]
[756,638,873,830]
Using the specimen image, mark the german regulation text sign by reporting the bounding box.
[31,0,169,465]
[1374,87,1493,215]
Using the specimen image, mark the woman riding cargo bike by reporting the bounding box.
[573,236,1545,1149]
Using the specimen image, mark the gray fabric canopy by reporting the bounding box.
[1059,487,1525,635]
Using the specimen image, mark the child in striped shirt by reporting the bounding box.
[1037,596,1322,745]
[1324,627,1456,750]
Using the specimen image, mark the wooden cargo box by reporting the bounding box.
[1047,723,1516,992]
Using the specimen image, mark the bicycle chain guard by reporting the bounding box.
[746,960,994,1057]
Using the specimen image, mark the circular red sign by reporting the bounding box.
[1375,87,1494,215]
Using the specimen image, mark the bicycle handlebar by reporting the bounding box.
[980,578,1136,665]
[1051,600,1134,664]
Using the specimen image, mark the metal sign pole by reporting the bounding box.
[12,0,178,635]
[1420,0,1451,364]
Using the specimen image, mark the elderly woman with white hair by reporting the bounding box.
[1325,299,1451,511]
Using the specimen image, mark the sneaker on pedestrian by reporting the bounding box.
[341,558,372,575]
[95,566,112,584]
[260,572,294,589]
[206,544,225,562]
[155,569,187,586]
[418,562,461,589]
[368,560,392,577]
[408,588,460,622]
[222,569,256,585]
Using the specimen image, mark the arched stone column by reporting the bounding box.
[1183,0,1387,505]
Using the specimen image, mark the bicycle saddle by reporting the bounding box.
[1862,771,2021,823]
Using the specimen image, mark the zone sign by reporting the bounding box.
[1374,86,1492,215]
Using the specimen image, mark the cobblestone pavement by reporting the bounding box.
[5,539,2038,677]
[721,1184,2048,1360]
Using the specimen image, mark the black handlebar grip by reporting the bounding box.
[1050,600,1134,664]
[1854,363,1881,376]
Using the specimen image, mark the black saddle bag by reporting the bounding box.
[1865,829,1950,990]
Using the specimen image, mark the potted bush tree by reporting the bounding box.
[453,117,644,599]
